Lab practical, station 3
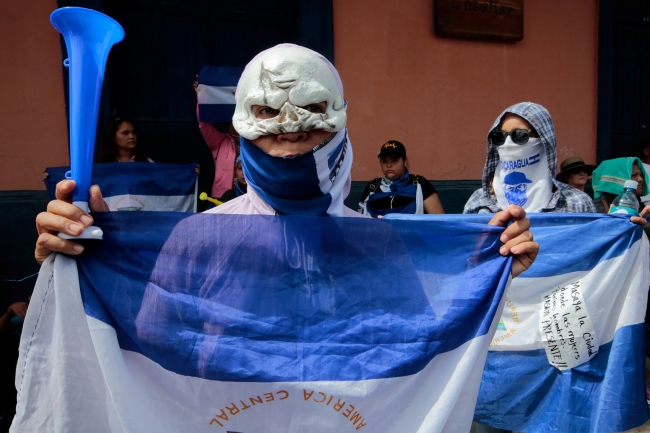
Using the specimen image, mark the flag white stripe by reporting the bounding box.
[13,255,508,433]
[490,235,649,352]
[197,84,237,105]
[103,194,195,212]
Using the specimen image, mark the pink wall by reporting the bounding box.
[334,0,599,181]
[0,1,598,189]
[0,0,68,190]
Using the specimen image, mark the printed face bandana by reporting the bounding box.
[494,137,553,212]
[239,128,352,216]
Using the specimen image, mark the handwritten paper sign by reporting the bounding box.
[538,280,598,370]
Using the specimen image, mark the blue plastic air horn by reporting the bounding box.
[51,7,124,240]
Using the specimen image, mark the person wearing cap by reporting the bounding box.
[218,156,247,203]
[555,156,596,195]
[591,157,650,213]
[36,44,538,279]
[358,140,444,217]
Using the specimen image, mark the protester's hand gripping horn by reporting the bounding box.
[50,7,124,240]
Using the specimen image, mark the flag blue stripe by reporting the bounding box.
[77,213,510,382]
[387,214,643,278]
[198,66,243,86]
[45,163,197,198]
[198,103,236,123]
[474,322,650,432]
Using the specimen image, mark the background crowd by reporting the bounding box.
[89,82,650,220]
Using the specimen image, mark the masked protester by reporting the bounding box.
[36,44,539,279]
[467,104,650,433]
[358,140,444,217]
[206,45,354,217]
[466,103,592,433]
[464,102,596,215]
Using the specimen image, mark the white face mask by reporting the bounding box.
[232,44,347,140]
[493,137,554,212]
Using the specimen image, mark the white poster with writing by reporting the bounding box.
[538,280,598,370]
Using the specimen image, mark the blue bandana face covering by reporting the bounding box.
[239,128,352,216]
[366,171,418,218]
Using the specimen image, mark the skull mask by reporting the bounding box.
[232,44,347,141]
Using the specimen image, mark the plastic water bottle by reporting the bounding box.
[609,180,640,216]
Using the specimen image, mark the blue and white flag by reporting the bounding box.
[45,163,198,212]
[393,213,650,432]
[13,214,511,433]
[197,66,243,123]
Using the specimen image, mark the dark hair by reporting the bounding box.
[96,117,150,163]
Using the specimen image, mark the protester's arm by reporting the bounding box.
[196,103,232,156]
[194,76,232,157]
[423,194,444,214]
[419,177,444,214]
[194,77,236,197]
[35,180,109,264]
[0,302,28,334]
[7,302,27,320]
[488,205,538,278]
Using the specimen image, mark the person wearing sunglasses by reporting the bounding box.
[469,105,649,433]
[464,102,596,215]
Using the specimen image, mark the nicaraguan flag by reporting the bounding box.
[45,163,198,212]
[197,66,243,123]
[13,214,511,433]
[392,213,650,432]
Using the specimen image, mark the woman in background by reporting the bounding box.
[555,156,596,195]
[591,157,649,213]
[358,140,444,217]
[95,117,152,163]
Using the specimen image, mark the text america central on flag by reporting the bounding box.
[12,213,649,432]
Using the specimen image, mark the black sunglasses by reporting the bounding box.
[489,128,533,146]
